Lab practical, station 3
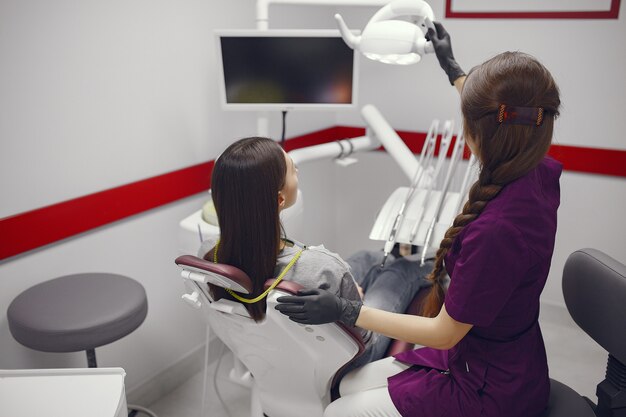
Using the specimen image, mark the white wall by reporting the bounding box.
[267,3,626,310]
[0,195,206,388]
[335,3,626,149]
[1,0,239,216]
[0,0,338,391]
[0,0,338,218]
[300,2,626,307]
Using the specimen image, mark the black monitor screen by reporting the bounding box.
[220,36,354,105]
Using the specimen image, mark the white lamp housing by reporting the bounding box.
[335,0,435,65]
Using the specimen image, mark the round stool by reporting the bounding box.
[7,273,148,367]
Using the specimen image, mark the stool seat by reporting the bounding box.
[8,273,148,353]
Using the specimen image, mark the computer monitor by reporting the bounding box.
[215,30,359,110]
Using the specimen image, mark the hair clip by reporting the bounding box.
[497,104,545,126]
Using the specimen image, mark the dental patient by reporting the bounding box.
[199,136,432,374]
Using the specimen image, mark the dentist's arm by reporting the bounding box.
[276,288,472,350]
[356,303,472,350]
[453,76,466,95]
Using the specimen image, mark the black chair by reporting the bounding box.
[544,248,626,417]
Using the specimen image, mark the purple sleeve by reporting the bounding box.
[445,218,530,327]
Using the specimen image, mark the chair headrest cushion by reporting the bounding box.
[175,255,253,294]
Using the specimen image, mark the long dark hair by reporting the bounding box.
[422,52,561,317]
[205,137,286,322]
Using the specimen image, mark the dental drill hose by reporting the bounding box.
[381,121,438,267]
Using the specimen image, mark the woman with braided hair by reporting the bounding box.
[276,21,562,417]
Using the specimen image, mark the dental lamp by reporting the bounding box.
[335,0,435,65]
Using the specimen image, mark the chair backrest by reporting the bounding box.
[562,248,626,365]
[175,255,364,417]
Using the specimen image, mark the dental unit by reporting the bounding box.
[407,120,454,245]
[380,120,438,268]
[419,125,467,265]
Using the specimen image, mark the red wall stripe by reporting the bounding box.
[281,126,368,152]
[360,127,626,176]
[548,144,626,177]
[0,161,213,261]
[1,127,625,261]
[445,0,621,19]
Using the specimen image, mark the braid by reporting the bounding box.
[421,168,503,318]
[419,51,560,318]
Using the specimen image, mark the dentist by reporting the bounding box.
[276,22,562,417]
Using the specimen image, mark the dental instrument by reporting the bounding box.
[380,120,438,267]
[408,120,454,244]
[197,223,204,243]
[419,127,466,265]
[454,153,477,216]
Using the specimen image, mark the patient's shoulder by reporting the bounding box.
[276,243,353,293]
[301,244,351,272]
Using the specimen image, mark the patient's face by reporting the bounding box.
[280,150,298,210]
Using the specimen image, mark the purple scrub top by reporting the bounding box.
[388,157,562,417]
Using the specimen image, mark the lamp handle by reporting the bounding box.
[416,37,435,55]
[334,13,360,49]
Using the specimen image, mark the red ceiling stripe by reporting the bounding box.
[1,127,624,261]
[445,0,621,19]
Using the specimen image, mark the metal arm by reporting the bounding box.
[380,121,438,267]
[419,127,465,265]
[361,104,420,181]
[287,104,407,166]
[408,120,454,243]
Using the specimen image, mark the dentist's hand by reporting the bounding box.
[275,288,363,326]
[426,19,466,85]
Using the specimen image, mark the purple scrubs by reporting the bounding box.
[388,157,562,417]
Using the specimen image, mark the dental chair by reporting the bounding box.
[543,248,626,417]
[175,255,365,417]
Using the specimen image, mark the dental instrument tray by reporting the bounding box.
[370,119,477,257]
[370,187,461,248]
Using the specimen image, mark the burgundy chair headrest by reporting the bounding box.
[175,255,253,294]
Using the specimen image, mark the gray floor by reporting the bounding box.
[147,306,608,417]
[147,346,250,417]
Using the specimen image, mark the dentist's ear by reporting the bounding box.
[278,191,286,209]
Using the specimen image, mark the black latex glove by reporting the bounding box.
[426,19,466,85]
[275,288,363,326]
